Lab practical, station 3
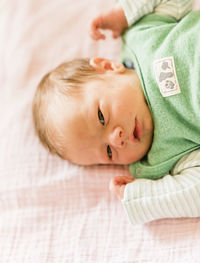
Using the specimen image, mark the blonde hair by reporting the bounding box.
[32,58,99,158]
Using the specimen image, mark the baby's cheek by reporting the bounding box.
[118,149,136,164]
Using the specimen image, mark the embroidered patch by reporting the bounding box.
[153,56,181,97]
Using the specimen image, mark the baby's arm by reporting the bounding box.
[90,0,162,40]
[90,0,193,41]
[121,149,200,224]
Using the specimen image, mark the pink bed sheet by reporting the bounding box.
[0,0,200,262]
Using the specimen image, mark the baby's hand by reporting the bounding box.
[90,5,128,40]
[109,175,134,200]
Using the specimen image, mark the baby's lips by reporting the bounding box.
[131,118,143,143]
[135,118,143,140]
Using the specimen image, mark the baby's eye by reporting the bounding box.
[98,108,105,126]
[107,145,112,159]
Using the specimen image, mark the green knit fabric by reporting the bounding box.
[121,11,200,179]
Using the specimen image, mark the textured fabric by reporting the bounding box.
[1,0,200,262]
[121,11,200,179]
[120,0,193,25]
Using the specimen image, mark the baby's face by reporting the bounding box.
[60,61,153,165]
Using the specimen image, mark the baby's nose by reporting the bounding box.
[109,126,126,148]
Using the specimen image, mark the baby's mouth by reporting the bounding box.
[133,118,142,142]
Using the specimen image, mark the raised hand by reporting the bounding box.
[90,5,128,40]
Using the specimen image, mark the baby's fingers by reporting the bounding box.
[109,180,126,200]
[90,17,106,40]
[90,27,105,40]
[113,175,134,185]
[112,30,120,39]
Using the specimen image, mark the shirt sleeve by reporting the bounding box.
[119,0,194,26]
[154,0,194,20]
[122,149,200,224]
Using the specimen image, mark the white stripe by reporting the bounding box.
[143,181,155,220]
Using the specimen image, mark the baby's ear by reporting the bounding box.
[89,57,125,73]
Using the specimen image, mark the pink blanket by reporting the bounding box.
[1,0,200,262]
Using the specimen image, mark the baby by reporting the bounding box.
[33,0,200,224]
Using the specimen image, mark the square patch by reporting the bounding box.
[153,56,181,97]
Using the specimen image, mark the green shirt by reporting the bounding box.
[122,11,200,179]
